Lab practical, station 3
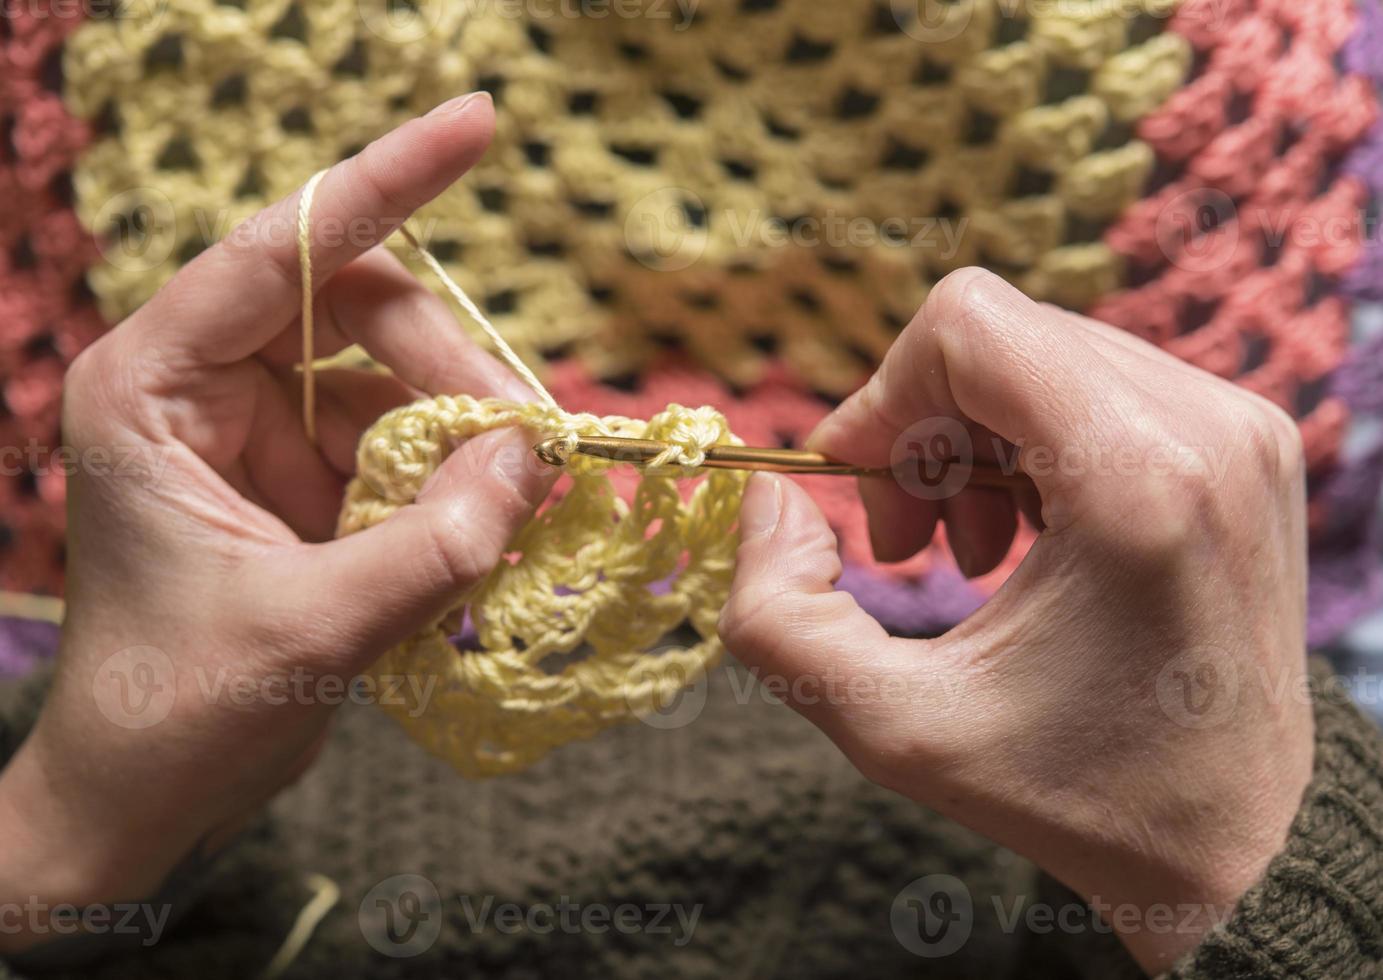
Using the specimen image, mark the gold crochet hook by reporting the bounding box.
[533,436,1030,491]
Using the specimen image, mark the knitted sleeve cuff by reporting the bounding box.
[1168,657,1383,979]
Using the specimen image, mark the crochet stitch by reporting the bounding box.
[1091,0,1375,478]
[305,172,750,776]
[0,0,1369,644]
[64,0,1191,377]
[337,395,746,777]
[0,0,101,596]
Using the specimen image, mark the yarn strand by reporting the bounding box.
[296,169,562,438]
[396,224,561,413]
[297,170,326,442]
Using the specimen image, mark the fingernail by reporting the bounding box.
[417,428,555,504]
[804,387,868,458]
[950,533,977,579]
[802,425,830,455]
[497,372,540,406]
[867,509,893,563]
[803,413,843,456]
[740,473,783,539]
[492,429,558,504]
[427,91,491,119]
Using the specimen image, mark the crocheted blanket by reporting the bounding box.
[1,0,1381,652]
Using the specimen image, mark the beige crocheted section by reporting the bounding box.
[338,395,746,777]
[67,0,1189,396]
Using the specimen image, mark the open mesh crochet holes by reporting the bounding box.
[68,0,1189,393]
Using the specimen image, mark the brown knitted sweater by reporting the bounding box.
[0,656,1377,979]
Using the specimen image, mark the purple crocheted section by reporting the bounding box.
[1342,123,1383,305]
[1306,0,1383,645]
[0,616,59,677]
[1343,0,1383,81]
[1343,0,1383,303]
[1332,328,1383,417]
[1308,442,1383,647]
[1313,301,1383,645]
[840,563,985,637]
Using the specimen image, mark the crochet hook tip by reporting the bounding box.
[533,438,572,467]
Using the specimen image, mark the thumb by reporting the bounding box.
[720,474,937,755]
[250,427,557,663]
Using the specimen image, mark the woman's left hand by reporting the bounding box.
[0,93,555,950]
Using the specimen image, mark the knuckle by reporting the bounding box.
[474,438,539,515]
[794,590,861,637]
[1085,395,1305,566]
[424,503,502,590]
[845,728,921,794]
[1093,485,1203,568]
[718,586,784,656]
[214,208,300,292]
[62,340,140,444]
[1213,392,1304,491]
[1255,400,1304,486]
[221,209,283,269]
[218,212,265,261]
[349,145,414,219]
[782,521,843,574]
[922,267,997,326]
[1082,451,1213,568]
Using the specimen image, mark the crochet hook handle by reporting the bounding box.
[533,436,1030,491]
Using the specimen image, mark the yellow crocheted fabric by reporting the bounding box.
[337,395,746,777]
[66,0,1189,396]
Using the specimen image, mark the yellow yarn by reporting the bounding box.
[66,0,1190,397]
[337,396,745,777]
[296,169,326,442]
[293,173,746,777]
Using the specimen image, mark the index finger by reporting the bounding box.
[128,92,495,369]
[807,269,1152,519]
[809,269,1130,466]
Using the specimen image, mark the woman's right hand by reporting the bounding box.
[719,269,1315,974]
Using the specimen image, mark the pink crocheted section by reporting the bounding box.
[1092,0,1376,508]
[0,3,101,595]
